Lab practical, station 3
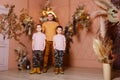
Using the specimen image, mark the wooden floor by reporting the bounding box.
[0,67,120,80]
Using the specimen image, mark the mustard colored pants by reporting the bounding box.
[44,41,54,67]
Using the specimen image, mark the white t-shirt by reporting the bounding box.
[53,34,66,50]
[32,32,46,50]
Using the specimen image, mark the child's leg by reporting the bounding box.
[54,49,59,74]
[59,50,64,74]
[30,50,37,74]
[37,51,43,74]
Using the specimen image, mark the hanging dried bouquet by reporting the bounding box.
[19,9,34,36]
[73,5,91,34]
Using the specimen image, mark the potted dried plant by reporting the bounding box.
[93,36,116,80]
[92,0,119,80]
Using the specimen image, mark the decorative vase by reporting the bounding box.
[103,63,111,80]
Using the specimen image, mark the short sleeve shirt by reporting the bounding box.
[32,32,46,50]
[42,21,59,41]
[53,34,66,50]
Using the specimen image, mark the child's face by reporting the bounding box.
[36,25,42,32]
[56,28,62,34]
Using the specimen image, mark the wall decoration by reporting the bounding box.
[73,5,91,35]
[92,1,120,79]
[0,4,34,47]
[19,9,34,36]
[93,37,115,63]
[92,0,117,64]
[0,5,23,40]
[64,5,91,54]
[15,47,30,70]
[91,0,119,40]
[64,23,74,54]
[39,0,58,23]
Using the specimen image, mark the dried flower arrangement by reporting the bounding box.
[0,5,22,40]
[73,5,91,34]
[19,9,34,36]
[39,7,57,22]
[14,47,30,70]
[93,37,115,63]
[64,6,91,54]
[70,5,91,42]
[0,4,34,47]
[64,23,74,54]
[92,0,117,63]
[39,0,58,23]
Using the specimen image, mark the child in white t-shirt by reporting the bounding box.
[53,26,66,74]
[30,24,46,74]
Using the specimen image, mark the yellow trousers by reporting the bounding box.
[44,41,54,67]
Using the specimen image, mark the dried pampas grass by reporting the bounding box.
[93,38,105,60]
[93,38,112,63]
